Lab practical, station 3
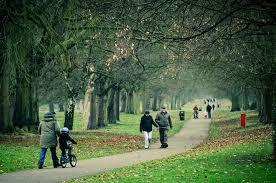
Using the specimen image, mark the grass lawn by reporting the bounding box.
[68,110,275,183]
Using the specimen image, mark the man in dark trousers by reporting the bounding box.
[206,104,212,118]
[140,111,158,149]
[155,107,172,148]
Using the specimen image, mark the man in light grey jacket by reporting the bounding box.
[155,107,172,148]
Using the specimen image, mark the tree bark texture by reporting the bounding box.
[115,87,120,121]
[107,86,116,124]
[49,97,55,113]
[120,91,127,112]
[87,89,97,129]
[0,44,13,131]
[64,97,75,130]
[97,94,107,127]
[126,90,134,114]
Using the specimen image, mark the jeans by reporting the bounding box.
[61,147,73,157]
[208,111,211,118]
[38,147,59,167]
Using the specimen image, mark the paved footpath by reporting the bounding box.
[0,116,211,183]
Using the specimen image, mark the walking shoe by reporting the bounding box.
[38,165,43,169]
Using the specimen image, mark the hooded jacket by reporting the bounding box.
[38,117,60,148]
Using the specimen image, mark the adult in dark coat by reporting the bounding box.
[206,104,212,118]
[37,112,60,169]
[140,111,158,149]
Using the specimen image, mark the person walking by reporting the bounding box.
[193,105,199,119]
[212,104,215,111]
[140,111,158,149]
[206,104,212,119]
[155,107,172,148]
[37,112,60,169]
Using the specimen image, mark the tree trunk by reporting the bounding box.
[13,70,31,129]
[133,91,141,114]
[0,49,13,132]
[120,91,127,112]
[142,93,151,113]
[272,80,276,161]
[115,87,120,121]
[29,73,39,129]
[260,86,272,124]
[58,98,64,112]
[64,97,75,130]
[87,89,97,129]
[158,97,163,109]
[230,93,240,112]
[256,91,262,115]
[126,90,134,114]
[152,95,158,111]
[170,96,174,110]
[242,87,249,110]
[97,94,107,128]
[107,86,116,124]
[49,97,55,113]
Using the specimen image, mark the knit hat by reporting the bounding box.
[44,112,54,121]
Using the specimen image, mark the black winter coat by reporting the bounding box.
[206,105,212,112]
[140,115,158,132]
[59,133,77,149]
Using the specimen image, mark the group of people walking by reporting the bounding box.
[39,102,214,169]
[140,107,172,149]
[193,101,217,119]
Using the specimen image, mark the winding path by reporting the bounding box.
[0,116,211,183]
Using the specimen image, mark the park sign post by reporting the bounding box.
[240,113,246,128]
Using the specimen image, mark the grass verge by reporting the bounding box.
[68,110,275,183]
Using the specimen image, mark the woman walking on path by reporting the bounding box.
[37,112,60,169]
[155,107,172,148]
[140,111,158,149]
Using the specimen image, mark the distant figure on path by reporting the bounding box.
[38,112,60,169]
[193,105,199,119]
[140,111,158,149]
[155,107,172,148]
[212,104,215,111]
[206,104,212,118]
